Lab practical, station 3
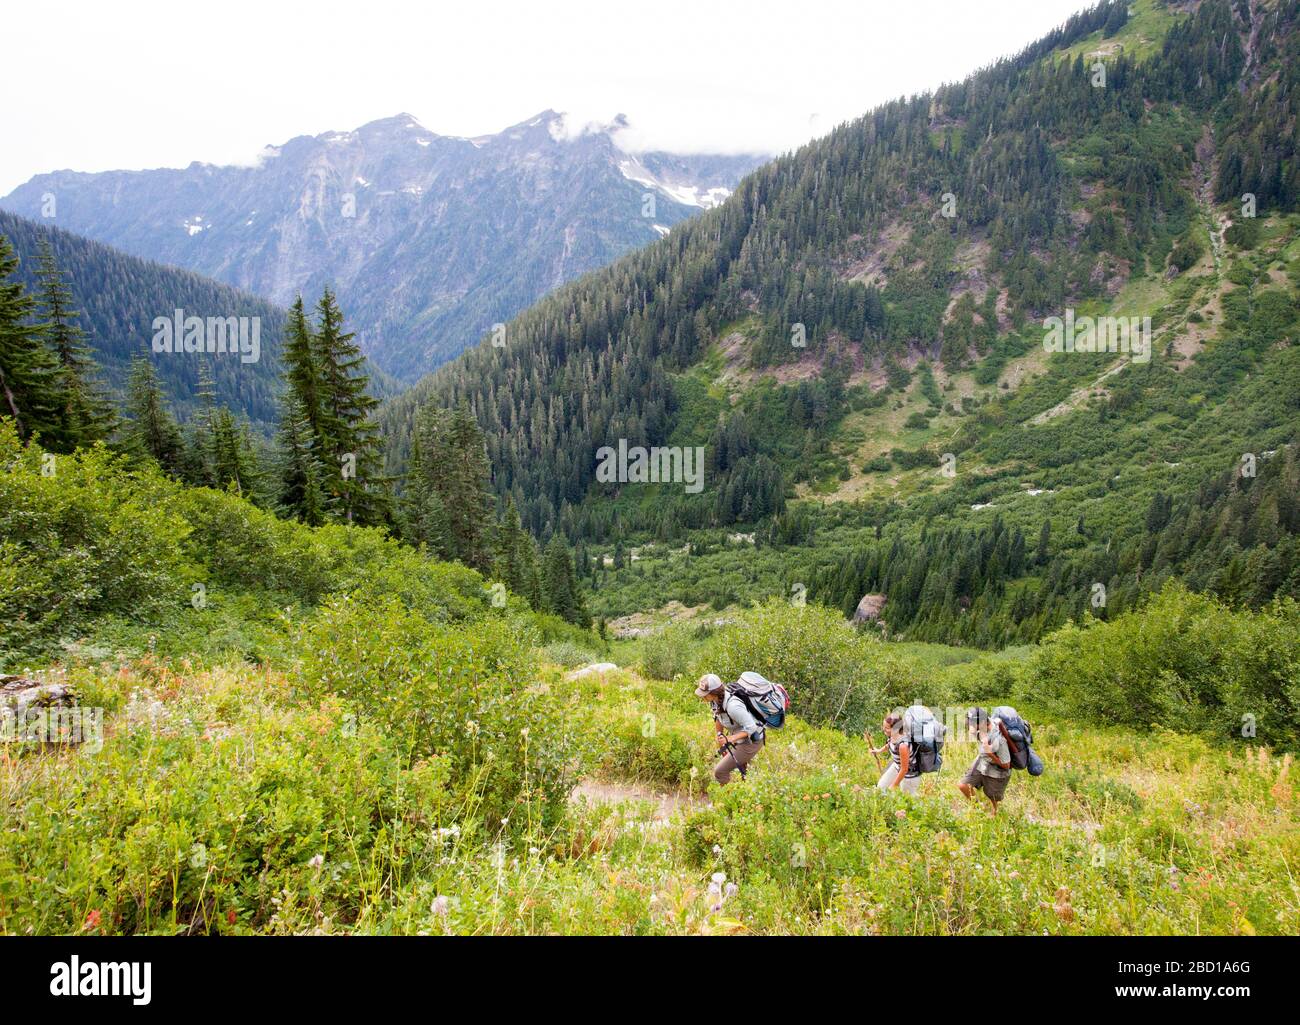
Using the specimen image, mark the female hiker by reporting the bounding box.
[695,673,765,784]
[873,712,920,794]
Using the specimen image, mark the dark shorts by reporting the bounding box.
[960,764,1009,802]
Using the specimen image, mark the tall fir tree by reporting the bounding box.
[541,533,591,627]
[281,296,323,440]
[404,403,494,571]
[0,233,59,443]
[185,357,221,487]
[31,239,115,451]
[493,495,535,595]
[313,288,389,525]
[209,406,263,500]
[275,393,329,526]
[122,357,185,475]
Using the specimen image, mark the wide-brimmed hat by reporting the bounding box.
[694,673,724,697]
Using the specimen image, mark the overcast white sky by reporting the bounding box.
[2,0,1091,194]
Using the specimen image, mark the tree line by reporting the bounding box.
[0,237,592,627]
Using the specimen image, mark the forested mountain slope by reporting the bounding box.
[0,210,288,428]
[382,0,1300,645]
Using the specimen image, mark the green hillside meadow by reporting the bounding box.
[3,0,1300,946]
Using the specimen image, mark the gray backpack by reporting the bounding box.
[727,671,790,729]
[903,704,945,773]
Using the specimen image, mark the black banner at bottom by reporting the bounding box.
[0,935,1285,1012]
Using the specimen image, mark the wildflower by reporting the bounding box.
[82,909,102,931]
[308,853,325,870]
[431,895,452,916]
[226,909,237,926]
[711,844,723,856]
[895,809,906,820]
[711,872,727,885]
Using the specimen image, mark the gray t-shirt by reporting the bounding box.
[717,693,764,741]
[976,727,1012,778]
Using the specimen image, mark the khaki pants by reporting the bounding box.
[714,738,763,784]
[877,763,921,794]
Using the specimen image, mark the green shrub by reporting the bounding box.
[291,597,583,829]
[177,487,489,620]
[0,668,430,934]
[1030,583,1300,748]
[543,640,598,669]
[0,423,193,660]
[640,623,703,681]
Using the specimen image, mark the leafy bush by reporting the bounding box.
[177,487,489,620]
[291,597,583,829]
[1030,583,1300,748]
[1169,235,1203,272]
[640,623,705,681]
[542,640,598,669]
[0,423,192,659]
[0,666,434,934]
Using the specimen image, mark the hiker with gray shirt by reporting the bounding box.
[695,673,765,784]
[958,707,1012,813]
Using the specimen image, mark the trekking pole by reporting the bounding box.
[866,732,884,774]
[719,736,748,780]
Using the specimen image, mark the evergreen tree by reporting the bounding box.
[31,239,115,451]
[542,533,591,627]
[122,357,185,475]
[209,406,263,500]
[400,435,451,556]
[275,393,329,526]
[405,403,495,571]
[314,288,389,525]
[0,233,58,442]
[281,296,323,441]
[494,495,533,594]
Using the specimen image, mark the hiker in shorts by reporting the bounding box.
[695,673,764,785]
[872,713,920,795]
[958,707,1011,813]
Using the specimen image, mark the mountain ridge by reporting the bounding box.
[1,110,767,380]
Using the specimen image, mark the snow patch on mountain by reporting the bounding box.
[616,156,732,209]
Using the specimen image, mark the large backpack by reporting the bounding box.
[727,671,790,730]
[903,704,946,773]
[991,705,1042,775]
